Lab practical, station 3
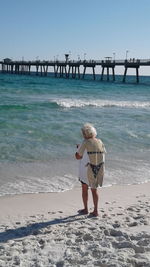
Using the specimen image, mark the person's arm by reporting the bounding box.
[75,141,86,160]
[75,152,82,160]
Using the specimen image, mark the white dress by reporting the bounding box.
[77,146,89,185]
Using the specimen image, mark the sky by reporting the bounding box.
[0,0,150,74]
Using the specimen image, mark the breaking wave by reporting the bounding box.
[50,98,150,109]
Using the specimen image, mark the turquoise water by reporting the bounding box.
[0,73,150,195]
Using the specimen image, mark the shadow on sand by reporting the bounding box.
[0,213,94,243]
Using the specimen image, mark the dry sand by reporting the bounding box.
[0,182,150,267]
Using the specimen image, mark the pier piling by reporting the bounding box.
[0,58,147,83]
[123,60,140,83]
[101,60,115,81]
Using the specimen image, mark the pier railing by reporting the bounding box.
[1,58,150,65]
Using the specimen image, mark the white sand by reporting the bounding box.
[0,182,150,267]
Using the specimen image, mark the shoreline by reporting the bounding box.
[0,179,149,199]
[0,181,150,266]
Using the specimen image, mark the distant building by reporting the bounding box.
[3,58,12,63]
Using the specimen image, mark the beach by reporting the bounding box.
[1,0,150,265]
[0,182,150,267]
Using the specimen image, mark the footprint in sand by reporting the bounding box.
[128,221,138,227]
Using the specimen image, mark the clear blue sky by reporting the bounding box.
[0,0,150,69]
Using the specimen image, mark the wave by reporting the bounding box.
[0,173,77,197]
[127,130,139,138]
[50,98,150,109]
[1,99,149,111]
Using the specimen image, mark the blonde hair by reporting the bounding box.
[81,123,97,138]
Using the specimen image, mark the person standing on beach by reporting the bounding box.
[75,123,106,216]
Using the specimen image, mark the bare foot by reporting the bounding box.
[89,211,99,217]
[78,209,88,215]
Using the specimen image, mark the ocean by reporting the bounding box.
[0,73,150,196]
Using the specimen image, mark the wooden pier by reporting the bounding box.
[1,58,150,83]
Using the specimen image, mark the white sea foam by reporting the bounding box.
[127,130,139,138]
[51,98,150,109]
[0,174,77,197]
[0,160,150,197]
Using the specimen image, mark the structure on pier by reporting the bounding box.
[1,57,150,83]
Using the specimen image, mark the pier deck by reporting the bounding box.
[1,58,150,83]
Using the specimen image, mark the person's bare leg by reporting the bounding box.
[91,188,99,216]
[80,183,88,214]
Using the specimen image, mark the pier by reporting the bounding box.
[1,57,150,83]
